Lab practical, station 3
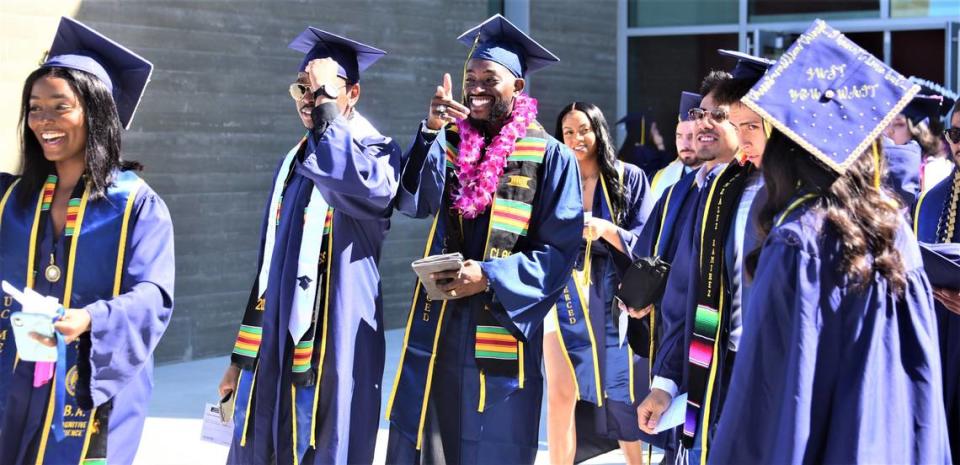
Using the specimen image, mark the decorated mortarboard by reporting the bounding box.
[902,94,946,126]
[718,49,775,85]
[289,27,386,83]
[678,91,703,121]
[743,19,920,175]
[919,242,960,290]
[457,14,559,77]
[42,16,153,130]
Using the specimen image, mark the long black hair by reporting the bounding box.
[17,66,140,205]
[751,129,905,294]
[555,102,627,224]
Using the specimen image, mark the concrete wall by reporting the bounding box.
[529,0,618,134]
[0,0,618,363]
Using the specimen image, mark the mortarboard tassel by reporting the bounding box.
[872,140,881,189]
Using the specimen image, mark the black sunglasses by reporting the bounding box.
[945,127,960,144]
[688,107,730,123]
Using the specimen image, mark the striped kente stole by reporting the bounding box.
[443,122,548,376]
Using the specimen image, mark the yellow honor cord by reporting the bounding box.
[640,116,646,146]
[872,141,881,189]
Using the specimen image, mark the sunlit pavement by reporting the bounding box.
[134,329,663,465]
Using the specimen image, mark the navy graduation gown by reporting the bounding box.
[914,166,960,464]
[709,205,950,464]
[226,111,401,465]
[0,171,175,465]
[386,124,582,465]
[571,162,657,460]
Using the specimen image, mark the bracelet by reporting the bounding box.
[421,120,441,135]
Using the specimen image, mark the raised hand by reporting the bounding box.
[426,73,469,130]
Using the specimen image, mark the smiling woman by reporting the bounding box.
[0,17,174,465]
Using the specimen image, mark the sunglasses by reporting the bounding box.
[288,83,347,101]
[688,107,730,123]
[945,127,960,144]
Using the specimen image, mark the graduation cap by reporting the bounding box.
[678,91,702,122]
[41,16,153,130]
[742,19,920,175]
[458,14,559,77]
[718,49,775,85]
[901,94,946,126]
[919,242,960,290]
[288,27,386,83]
[616,113,648,144]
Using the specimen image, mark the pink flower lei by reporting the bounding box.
[453,93,538,219]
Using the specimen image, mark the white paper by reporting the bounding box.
[618,310,629,348]
[200,403,234,447]
[655,392,688,434]
[2,280,61,317]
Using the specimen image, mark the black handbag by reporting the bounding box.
[614,256,671,358]
[616,256,671,310]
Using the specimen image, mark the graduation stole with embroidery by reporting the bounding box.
[0,170,144,465]
[231,139,334,386]
[683,161,752,450]
[384,121,548,450]
[553,165,626,406]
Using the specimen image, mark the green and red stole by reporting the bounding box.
[552,164,627,407]
[683,161,752,452]
[385,121,549,450]
[0,170,144,465]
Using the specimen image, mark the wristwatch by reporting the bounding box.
[313,84,340,100]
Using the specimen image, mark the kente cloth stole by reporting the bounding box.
[0,170,143,465]
[683,161,752,450]
[383,121,548,450]
[231,138,334,386]
[442,123,548,377]
[554,164,625,406]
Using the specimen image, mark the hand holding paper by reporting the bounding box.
[2,280,63,362]
[411,253,464,300]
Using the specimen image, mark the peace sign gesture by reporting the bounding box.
[426,73,469,130]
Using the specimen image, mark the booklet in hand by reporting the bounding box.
[411,253,464,300]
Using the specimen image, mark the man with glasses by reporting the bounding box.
[914,98,960,464]
[218,27,401,465]
[648,91,704,202]
[635,62,769,464]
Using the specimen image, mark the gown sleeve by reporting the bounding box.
[614,164,655,263]
[479,142,584,341]
[650,214,700,388]
[297,104,402,220]
[396,124,447,219]
[83,189,175,406]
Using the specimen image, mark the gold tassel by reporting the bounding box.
[872,141,881,189]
